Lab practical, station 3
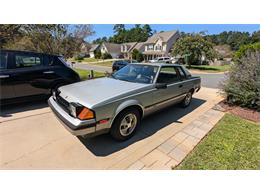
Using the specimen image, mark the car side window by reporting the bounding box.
[15,54,42,68]
[176,67,186,80]
[157,66,180,84]
[0,52,8,70]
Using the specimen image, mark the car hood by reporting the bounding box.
[58,77,150,108]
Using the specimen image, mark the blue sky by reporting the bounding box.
[88,24,260,42]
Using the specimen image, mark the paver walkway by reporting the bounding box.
[127,108,224,169]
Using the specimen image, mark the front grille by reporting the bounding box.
[56,94,70,114]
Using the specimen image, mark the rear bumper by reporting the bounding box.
[48,97,96,136]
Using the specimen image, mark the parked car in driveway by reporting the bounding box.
[48,63,201,141]
[0,49,80,105]
[112,59,138,72]
[149,57,172,63]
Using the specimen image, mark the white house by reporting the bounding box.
[100,43,121,59]
[89,44,100,58]
[142,30,180,60]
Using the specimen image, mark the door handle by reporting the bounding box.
[43,71,54,74]
[179,84,183,88]
[0,75,10,78]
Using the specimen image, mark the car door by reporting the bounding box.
[152,66,185,110]
[175,66,191,94]
[0,51,16,102]
[10,52,49,98]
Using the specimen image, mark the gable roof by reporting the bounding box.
[145,30,178,44]
[131,42,145,52]
[121,42,138,52]
[102,43,121,53]
[89,44,100,52]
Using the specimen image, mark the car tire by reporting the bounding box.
[181,91,193,108]
[110,108,140,141]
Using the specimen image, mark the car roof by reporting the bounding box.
[131,63,183,67]
[0,49,62,57]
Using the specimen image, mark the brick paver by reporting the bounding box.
[125,106,224,170]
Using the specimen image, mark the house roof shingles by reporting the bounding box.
[89,44,99,52]
[103,43,121,53]
[145,30,178,43]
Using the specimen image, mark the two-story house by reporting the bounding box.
[121,42,138,59]
[142,30,180,61]
[89,30,179,60]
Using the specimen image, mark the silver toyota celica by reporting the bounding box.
[48,63,201,141]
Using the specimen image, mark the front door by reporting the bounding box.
[153,66,185,109]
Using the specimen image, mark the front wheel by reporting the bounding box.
[110,108,140,141]
[181,91,193,107]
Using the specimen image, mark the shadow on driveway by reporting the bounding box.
[78,98,206,156]
[0,100,48,118]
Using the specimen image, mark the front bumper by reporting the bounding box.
[48,97,96,136]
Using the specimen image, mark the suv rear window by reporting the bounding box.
[15,54,42,68]
[0,52,8,70]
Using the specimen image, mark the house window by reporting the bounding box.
[148,45,153,50]
[155,45,162,50]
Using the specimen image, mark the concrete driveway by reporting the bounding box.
[0,87,223,169]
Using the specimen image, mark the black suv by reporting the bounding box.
[0,50,80,105]
[112,60,138,72]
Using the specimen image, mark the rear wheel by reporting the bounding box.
[110,108,140,141]
[181,91,193,107]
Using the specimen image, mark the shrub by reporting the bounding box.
[101,52,112,59]
[222,51,260,109]
[132,49,144,62]
[94,50,102,59]
[74,55,84,61]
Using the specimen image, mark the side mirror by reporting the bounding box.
[155,83,167,89]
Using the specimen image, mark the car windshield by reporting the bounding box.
[111,64,159,84]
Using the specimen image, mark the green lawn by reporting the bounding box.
[90,61,113,67]
[80,58,101,63]
[185,65,230,72]
[176,113,260,170]
[74,68,105,80]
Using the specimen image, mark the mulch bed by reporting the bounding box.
[213,101,260,123]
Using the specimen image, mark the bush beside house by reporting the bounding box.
[132,49,144,62]
[101,52,112,59]
[94,50,102,59]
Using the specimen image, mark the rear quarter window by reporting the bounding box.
[182,66,192,78]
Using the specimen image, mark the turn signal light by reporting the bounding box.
[78,107,95,120]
